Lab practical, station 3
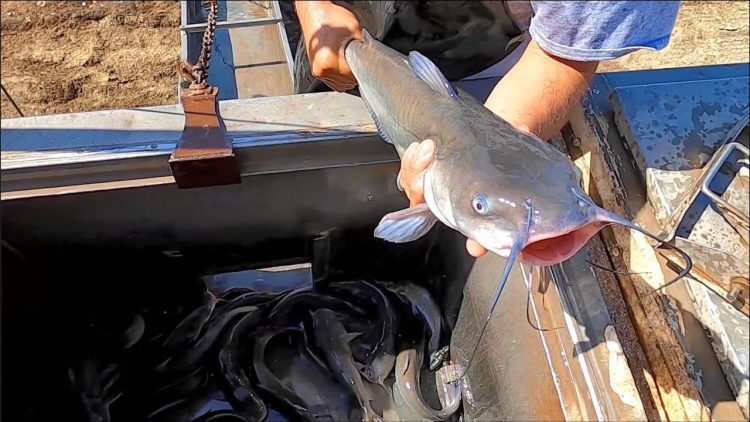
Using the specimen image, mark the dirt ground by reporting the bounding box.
[1,1,748,119]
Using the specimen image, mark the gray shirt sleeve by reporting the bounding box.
[528,1,681,61]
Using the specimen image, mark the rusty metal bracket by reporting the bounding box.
[700,142,750,244]
[658,139,750,315]
[168,87,242,189]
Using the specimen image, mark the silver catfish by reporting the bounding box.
[344,29,692,375]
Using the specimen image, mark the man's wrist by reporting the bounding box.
[483,39,598,141]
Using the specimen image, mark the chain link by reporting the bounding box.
[182,0,218,90]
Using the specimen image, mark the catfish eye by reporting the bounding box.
[472,194,490,215]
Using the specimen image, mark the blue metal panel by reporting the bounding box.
[585,63,750,114]
[611,78,748,173]
[579,63,750,418]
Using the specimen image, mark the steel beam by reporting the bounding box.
[0,92,389,199]
[180,17,281,33]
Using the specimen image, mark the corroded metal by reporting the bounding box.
[593,65,749,419]
[658,140,749,315]
[169,1,242,189]
[611,78,749,311]
[728,276,749,309]
[168,87,241,189]
[610,78,749,226]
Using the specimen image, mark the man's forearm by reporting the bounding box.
[484,39,599,141]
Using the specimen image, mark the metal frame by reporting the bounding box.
[575,64,750,419]
[700,142,749,230]
[1,92,388,199]
[181,17,281,33]
[178,0,294,99]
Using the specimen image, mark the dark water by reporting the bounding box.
[1,229,458,422]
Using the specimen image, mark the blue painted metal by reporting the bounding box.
[580,63,750,419]
[585,63,750,114]
[611,78,748,173]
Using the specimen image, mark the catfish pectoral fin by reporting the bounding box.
[374,204,438,243]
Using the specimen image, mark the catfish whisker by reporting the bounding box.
[585,258,652,276]
[453,199,534,381]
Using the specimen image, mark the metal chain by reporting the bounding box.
[181,0,218,90]
[194,0,218,87]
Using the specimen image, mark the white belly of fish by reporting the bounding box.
[423,165,458,231]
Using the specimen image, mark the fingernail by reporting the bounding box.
[418,141,434,159]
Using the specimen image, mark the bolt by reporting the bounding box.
[728,275,749,301]
[571,136,582,147]
[610,245,622,257]
[727,286,742,303]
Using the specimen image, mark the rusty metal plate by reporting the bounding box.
[169,87,241,189]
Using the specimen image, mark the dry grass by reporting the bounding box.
[1,1,748,118]
[599,0,750,72]
[1,1,180,118]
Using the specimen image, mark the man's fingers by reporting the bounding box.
[410,139,435,173]
[466,239,488,258]
[319,75,355,92]
[403,142,419,163]
[408,171,426,207]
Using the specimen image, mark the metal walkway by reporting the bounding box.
[180,0,295,100]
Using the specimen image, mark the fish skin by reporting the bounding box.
[152,366,208,400]
[217,308,268,421]
[145,388,233,422]
[344,29,608,267]
[393,345,461,421]
[377,281,442,358]
[312,308,382,422]
[156,306,258,373]
[68,360,122,422]
[253,328,317,422]
[121,313,145,350]
[267,287,367,327]
[162,290,218,350]
[325,280,398,386]
[278,329,357,421]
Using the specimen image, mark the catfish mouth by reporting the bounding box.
[519,221,608,266]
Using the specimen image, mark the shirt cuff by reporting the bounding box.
[529,22,672,62]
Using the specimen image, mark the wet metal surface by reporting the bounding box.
[610,76,749,224]
[181,1,294,100]
[582,63,750,419]
[686,272,750,419]
[657,138,749,314]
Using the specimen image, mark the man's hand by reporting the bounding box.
[295,1,362,92]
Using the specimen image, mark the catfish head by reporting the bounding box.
[425,134,608,268]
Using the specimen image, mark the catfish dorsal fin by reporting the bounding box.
[361,27,375,44]
[408,51,457,98]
